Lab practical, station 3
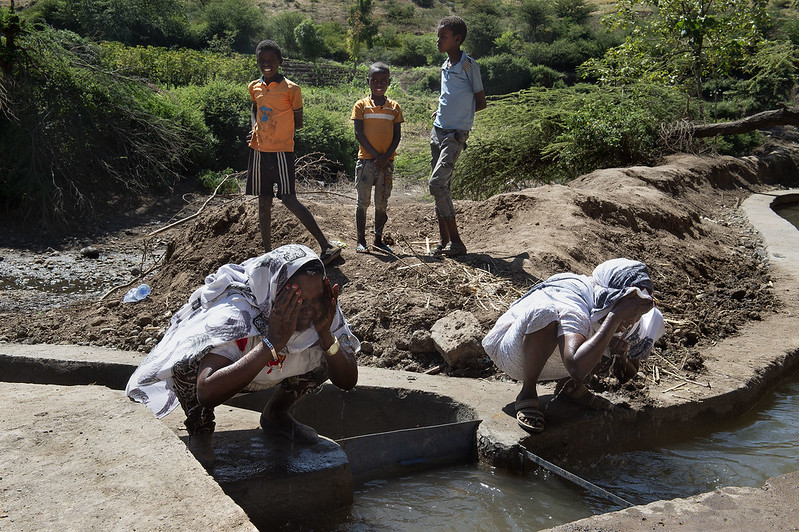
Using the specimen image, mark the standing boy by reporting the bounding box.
[247,39,341,265]
[429,16,486,257]
[351,62,404,254]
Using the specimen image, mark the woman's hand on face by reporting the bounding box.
[268,282,302,350]
[610,290,654,327]
[314,277,339,336]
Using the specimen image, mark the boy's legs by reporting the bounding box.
[268,152,340,264]
[429,127,468,253]
[373,161,394,246]
[354,159,375,249]
[247,149,276,252]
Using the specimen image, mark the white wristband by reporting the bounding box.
[262,336,279,362]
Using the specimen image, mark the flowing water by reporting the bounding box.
[317,374,799,531]
[775,202,799,230]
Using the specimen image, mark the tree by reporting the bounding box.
[294,19,326,62]
[581,0,774,113]
[264,11,305,56]
[346,0,378,63]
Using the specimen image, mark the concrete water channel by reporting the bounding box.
[1,189,798,531]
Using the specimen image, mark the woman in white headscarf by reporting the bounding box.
[126,244,359,464]
[482,258,664,434]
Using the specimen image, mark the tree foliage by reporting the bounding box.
[294,19,327,62]
[0,21,194,225]
[579,0,792,116]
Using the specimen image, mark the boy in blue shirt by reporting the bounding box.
[429,16,486,257]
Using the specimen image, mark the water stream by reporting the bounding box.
[323,374,799,531]
[774,201,799,229]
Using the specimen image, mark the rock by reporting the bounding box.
[80,246,100,259]
[360,341,374,355]
[409,329,435,354]
[430,310,486,368]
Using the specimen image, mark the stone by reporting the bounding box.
[430,310,485,368]
[409,329,435,354]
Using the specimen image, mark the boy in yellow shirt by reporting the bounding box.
[350,62,403,253]
[247,39,341,265]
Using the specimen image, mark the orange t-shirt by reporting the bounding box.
[248,75,302,153]
[351,96,404,160]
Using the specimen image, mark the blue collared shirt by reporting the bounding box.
[434,52,484,131]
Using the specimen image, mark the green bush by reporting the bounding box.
[453,85,685,199]
[479,54,534,95]
[294,107,359,177]
[25,0,192,47]
[264,11,305,57]
[195,0,266,54]
[171,81,251,171]
[98,42,255,86]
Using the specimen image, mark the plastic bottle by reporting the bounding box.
[123,283,151,303]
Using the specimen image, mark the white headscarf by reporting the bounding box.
[126,244,358,417]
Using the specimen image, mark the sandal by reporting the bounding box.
[515,397,545,434]
[320,244,342,265]
[356,243,370,254]
[373,242,393,254]
[430,242,447,256]
[442,242,467,256]
[554,379,614,411]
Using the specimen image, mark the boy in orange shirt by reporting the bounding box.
[247,39,341,265]
[350,62,403,254]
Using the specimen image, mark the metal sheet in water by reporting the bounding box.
[338,420,481,484]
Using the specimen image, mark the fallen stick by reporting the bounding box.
[148,176,231,237]
[424,365,443,375]
[521,449,633,508]
[663,381,688,393]
[659,367,712,389]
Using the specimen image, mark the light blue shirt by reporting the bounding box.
[434,52,483,132]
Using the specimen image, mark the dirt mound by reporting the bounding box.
[2,152,797,399]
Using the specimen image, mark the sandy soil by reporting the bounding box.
[2,150,796,408]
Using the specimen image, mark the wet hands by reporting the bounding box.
[268,282,303,350]
[609,289,653,329]
[313,277,339,338]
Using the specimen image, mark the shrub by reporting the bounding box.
[171,81,251,172]
[294,19,327,62]
[0,24,196,225]
[98,42,255,86]
[392,33,441,67]
[479,54,534,95]
[263,11,305,57]
[294,107,359,177]
[196,0,266,54]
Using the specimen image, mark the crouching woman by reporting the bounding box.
[126,244,359,465]
[482,258,664,434]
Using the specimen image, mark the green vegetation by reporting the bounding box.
[2,0,797,225]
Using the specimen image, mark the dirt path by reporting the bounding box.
[2,152,798,407]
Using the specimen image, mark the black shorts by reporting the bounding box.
[246,150,296,198]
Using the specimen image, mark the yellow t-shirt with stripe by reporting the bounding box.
[248,75,302,153]
[350,96,404,160]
